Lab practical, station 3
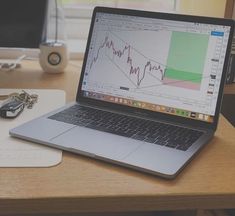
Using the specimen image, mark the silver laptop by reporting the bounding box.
[10,7,234,179]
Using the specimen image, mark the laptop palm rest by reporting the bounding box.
[51,126,142,160]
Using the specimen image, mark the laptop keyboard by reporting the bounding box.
[48,105,204,151]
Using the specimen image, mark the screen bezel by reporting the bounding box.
[76,6,234,131]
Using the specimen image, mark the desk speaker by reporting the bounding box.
[39,42,69,73]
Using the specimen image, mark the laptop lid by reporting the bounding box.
[77,7,234,131]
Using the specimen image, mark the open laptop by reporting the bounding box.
[10,7,234,179]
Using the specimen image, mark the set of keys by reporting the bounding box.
[0,90,39,118]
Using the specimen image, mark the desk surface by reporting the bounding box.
[0,60,235,215]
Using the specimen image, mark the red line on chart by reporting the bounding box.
[90,33,165,87]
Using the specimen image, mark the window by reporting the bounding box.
[62,0,176,18]
[61,0,176,39]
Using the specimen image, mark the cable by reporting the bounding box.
[8,55,26,71]
[55,0,58,43]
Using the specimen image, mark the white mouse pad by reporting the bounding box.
[0,89,64,167]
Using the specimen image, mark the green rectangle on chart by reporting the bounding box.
[165,69,202,83]
[165,31,209,83]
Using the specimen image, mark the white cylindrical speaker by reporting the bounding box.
[39,42,69,73]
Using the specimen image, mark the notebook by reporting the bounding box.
[10,7,234,178]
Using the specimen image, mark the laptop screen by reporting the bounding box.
[81,11,231,123]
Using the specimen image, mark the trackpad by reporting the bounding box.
[51,126,142,160]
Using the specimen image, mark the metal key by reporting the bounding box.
[0,90,38,109]
[19,90,38,109]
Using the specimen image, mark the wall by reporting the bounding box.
[177,0,227,17]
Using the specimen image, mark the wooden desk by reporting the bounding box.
[0,60,235,215]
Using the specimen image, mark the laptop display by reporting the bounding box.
[81,12,231,123]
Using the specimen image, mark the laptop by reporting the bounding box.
[10,7,234,179]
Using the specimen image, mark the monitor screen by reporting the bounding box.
[0,0,48,48]
[81,12,231,123]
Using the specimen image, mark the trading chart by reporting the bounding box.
[82,13,230,119]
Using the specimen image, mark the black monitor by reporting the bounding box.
[0,0,48,49]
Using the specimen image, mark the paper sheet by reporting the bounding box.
[0,89,64,167]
